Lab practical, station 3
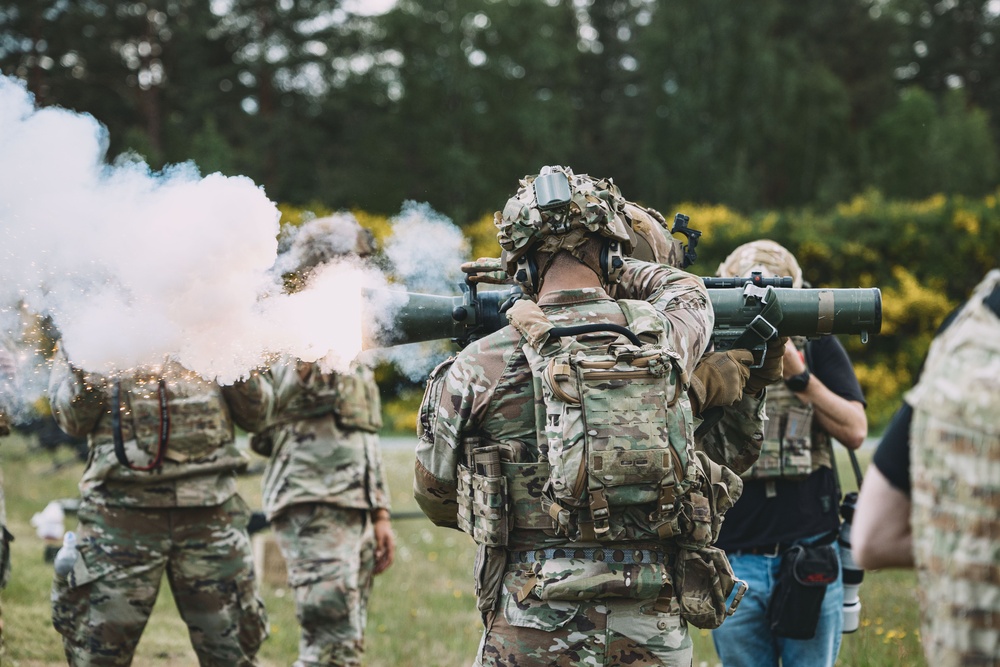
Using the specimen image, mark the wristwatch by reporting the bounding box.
[785,369,811,392]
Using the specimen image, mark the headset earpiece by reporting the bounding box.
[514,255,540,295]
[600,241,626,284]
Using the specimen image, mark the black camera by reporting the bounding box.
[838,491,864,633]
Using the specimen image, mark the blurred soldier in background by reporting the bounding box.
[0,346,16,653]
[711,240,868,667]
[853,269,1000,667]
[252,213,395,667]
[417,166,765,666]
[48,352,271,666]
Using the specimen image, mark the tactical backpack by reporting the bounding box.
[507,298,736,550]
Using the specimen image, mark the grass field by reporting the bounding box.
[0,432,927,666]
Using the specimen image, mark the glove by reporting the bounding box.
[688,350,754,417]
[744,336,790,395]
[460,257,510,285]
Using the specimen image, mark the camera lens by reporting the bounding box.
[839,492,864,634]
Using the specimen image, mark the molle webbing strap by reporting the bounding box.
[731,285,784,350]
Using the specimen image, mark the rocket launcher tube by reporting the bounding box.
[709,285,883,350]
[362,283,519,349]
[363,281,882,351]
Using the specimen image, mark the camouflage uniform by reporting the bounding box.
[47,353,270,667]
[416,257,717,667]
[906,269,1000,667]
[255,358,390,667]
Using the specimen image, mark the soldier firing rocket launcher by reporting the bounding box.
[365,270,882,356]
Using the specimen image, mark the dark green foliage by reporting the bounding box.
[3,0,998,221]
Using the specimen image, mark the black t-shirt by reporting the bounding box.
[716,335,867,551]
[872,403,913,494]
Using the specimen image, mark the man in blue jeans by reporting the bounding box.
[710,241,868,667]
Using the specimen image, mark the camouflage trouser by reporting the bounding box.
[271,504,375,667]
[51,495,268,667]
[476,568,691,667]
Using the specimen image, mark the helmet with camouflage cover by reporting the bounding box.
[717,239,803,288]
[622,202,686,268]
[495,166,633,293]
[275,212,376,292]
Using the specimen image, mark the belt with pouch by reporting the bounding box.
[508,546,673,567]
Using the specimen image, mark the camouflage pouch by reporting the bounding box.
[674,546,747,629]
[780,406,813,476]
[532,558,668,602]
[678,490,713,550]
[333,372,382,433]
[473,544,507,614]
[678,451,744,549]
[456,449,510,548]
[501,570,580,632]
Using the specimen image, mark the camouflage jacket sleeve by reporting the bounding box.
[695,389,766,474]
[414,356,462,529]
[47,348,107,438]
[221,369,273,434]
[612,258,713,373]
[414,333,519,529]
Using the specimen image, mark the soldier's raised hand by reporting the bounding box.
[460,257,510,285]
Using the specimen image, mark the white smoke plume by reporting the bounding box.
[375,202,470,381]
[0,75,472,390]
[383,201,467,294]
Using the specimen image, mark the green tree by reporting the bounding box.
[885,0,1000,143]
[0,1,248,172]
[864,86,998,198]
[320,0,584,222]
[636,0,900,211]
